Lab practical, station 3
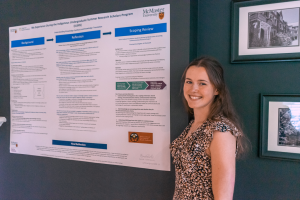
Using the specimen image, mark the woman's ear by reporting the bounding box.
[214,89,219,95]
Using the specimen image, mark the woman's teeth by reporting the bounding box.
[190,96,201,100]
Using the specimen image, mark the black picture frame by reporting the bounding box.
[231,0,300,63]
[260,94,300,161]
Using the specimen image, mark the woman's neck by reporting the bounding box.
[193,106,210,124]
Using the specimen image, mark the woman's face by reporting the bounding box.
[183,66,218,112]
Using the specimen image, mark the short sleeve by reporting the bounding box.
[211,117,241,138]
[209,116,241,155]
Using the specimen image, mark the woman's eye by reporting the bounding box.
[199,83,206,86]
[185,81,192,84]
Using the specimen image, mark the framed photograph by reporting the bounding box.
[231,0,300,63]
[260,94,300,161]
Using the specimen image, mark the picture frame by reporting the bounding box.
[260,94,300,161]
[231,0,300,63]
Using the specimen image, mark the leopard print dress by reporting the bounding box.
[170,116,240,200]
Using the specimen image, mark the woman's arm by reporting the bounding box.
[209,131,237,200]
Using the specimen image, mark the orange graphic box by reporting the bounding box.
[128,132,153,144]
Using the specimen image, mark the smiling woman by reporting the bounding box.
[170,56,248,200]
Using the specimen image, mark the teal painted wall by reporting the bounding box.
[1,0,298,199]
[197,0,300,199]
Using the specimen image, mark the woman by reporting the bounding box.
[170,56,247,200]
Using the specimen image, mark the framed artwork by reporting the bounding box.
[260,94,300,161]
[231,0,300,63]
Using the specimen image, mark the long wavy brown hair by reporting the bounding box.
[181,56,249,157]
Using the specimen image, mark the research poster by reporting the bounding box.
[9,4,170,171]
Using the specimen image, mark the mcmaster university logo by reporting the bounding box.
[143,7,165,18]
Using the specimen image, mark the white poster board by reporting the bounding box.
[9,4,170,171]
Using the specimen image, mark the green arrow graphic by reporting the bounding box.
[128,81,148,90]
[116,82,130,90]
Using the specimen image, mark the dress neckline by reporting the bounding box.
[183,119,209,140]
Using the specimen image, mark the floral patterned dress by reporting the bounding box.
[170,116,240,200]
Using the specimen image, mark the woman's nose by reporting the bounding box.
[191,83,199,92]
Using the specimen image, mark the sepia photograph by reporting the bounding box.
[248,7,299,49]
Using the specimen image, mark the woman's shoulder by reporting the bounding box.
[209,115,240,137]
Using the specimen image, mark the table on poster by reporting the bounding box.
[9,4,170,171]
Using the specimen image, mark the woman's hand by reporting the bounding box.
[209,131,236,200]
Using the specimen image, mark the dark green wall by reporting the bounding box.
[0,0,189,199]
[1,0,299,199]
[197,0,300,199]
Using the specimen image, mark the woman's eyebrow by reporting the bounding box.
[185,77,209,82]
[197,79,209,82]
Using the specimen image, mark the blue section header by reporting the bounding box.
[56,30,101,43]
[52,140,107,150]
[115,23,167,37]
[11,37,44,48]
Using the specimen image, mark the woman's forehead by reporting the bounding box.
[186,66,209,80]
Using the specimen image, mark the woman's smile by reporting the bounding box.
[189,95,202,100]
